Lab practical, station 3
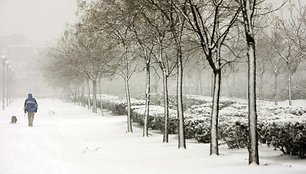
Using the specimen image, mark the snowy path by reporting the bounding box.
[0,99,306,174]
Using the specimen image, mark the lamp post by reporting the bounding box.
[4,60,10,108]
[9,68,15,105]
[7,64,12,107]
[1,55,6,110]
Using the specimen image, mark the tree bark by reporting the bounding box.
[274,73,278,106]
[288,73,292,106]
[177,49,186,149]
[210,71,214,97]
[259,72,264,99]
[73,87,77,105]
[247,39,259,165]
[99,77,103,116]
[240,0,259,165]
[87,78,91,110]
[197,69,203,95]
[144,60,150,137]
[210,69,221,155]
[210,13,222,155]
[82,82,85,107]
[125,77,133,133]
[92,79,97,113]
[162,70,169,143]
[232,73,236,98]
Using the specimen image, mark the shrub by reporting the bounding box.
[263,122,306,158]
[221,122,249,149]
[184,118,208,139]
[289,107,304,116]
[97,94,306,158]
[194,123,211,143]
[101,102,127,115]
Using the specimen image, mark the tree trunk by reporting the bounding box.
[82,82,85,107]
[274,73,278,106]
[198,69,203,95]
[92,79,97,113]
[210,16,222,155]
[288,73,292,106]
[125,77,133,133]
[78,87,82,106]
[210,71,214,97]
[144,60,150,137]
[99,77,103,116]
[247,43,259,165]
[177,50,186,149]
[73,87,77,105]
[240,0,259,165]
[210,70,221,155]
[152,75,159,93]
[232,73,236,98]
[87,78,91,110]
[259,72,264,99]
[247,36,259,165]
[162,70,169,143]
[75,87,78,104]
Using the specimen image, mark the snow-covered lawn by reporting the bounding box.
[0,99,305,174]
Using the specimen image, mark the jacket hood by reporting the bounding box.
[28,93,33,99]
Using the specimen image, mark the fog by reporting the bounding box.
[0,0,77,45]
[0,0,77,98]
[0,0,305,100]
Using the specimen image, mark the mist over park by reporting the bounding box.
[1,0,306,173]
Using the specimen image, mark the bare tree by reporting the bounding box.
[270,18,303,106]
[74,22,118,113]
[258,31,284,105]
[176,0,241,155]
[49,1,119,114]
[169,0,188,149]
[80,0,139,132]
[236,0,259,165]
[276,5,306,105]
[139,0,178,142]
[147,0,189,148]
[130,20,155,137]
[45,30,86,103]
[236,0,287,165]
[283,2,306,54]
[256,36,270,99]
[104,0,139,133]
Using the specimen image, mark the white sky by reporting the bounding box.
[0,0,304,46]
[0,0,78,45]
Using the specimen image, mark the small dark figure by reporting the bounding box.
[11,116,17,124]
[24,93,38,127]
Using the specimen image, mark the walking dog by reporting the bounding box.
[11,116,17,124]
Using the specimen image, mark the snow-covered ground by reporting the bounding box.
[0,99,306,174]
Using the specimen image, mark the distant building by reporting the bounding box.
[0,35,54,97]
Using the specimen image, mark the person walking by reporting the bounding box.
[24,93,38,127]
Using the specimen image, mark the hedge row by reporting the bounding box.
[134,112,306,158]
[73,95,306,158]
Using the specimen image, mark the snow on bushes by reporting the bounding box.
[131,105,178,133]
[92,94,306,158]
[97,94,145,115]
[259,122,306,158]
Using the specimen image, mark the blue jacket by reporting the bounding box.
[24,93,38,113]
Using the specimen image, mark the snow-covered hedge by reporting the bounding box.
[220,121,249,149]
[185,118,211,143]
[97,94,145,115]
[131,105,178,134]
[259,122,306,158]
[79,94,306,158]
